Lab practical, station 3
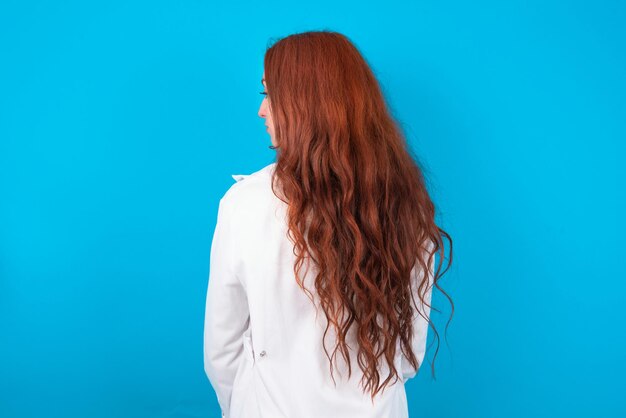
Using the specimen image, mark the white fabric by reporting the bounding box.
[204,162,434,418]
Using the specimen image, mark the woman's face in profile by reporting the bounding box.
[258,72,276,147]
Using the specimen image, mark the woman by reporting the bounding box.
[204,30,453,418]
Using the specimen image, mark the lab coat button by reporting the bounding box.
[259,350,267,358]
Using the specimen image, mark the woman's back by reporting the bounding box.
[204,162,434,418]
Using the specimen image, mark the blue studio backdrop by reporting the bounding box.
[1,1,624,417]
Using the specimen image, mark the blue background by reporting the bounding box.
[1,1,624,417]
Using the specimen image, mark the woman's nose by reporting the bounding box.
[258,101,266,118]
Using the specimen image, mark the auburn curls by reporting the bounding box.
[264,30,454,400]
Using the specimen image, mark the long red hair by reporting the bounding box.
[264,30,454,399]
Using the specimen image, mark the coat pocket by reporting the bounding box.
[242,328,255,365]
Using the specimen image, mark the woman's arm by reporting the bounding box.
[401,247,435,382]
[203,195,249,418]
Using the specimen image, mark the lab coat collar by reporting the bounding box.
[231,174,249,182]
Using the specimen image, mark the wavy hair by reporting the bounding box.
[263,30,454,399]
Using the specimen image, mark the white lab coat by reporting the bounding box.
[203,162,434,418]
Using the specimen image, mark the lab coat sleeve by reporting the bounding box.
[401,247,435,382]
[203,195,249,418]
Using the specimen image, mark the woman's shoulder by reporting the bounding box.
[229,162,276,184]
[220,162,277,208]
